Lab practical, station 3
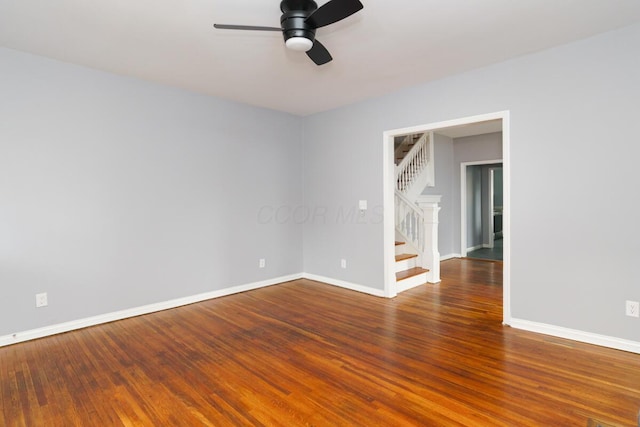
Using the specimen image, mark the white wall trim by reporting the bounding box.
[4,271,636,356]
[302,273,387,298]
[0,273,303,348]
[510,318,640,355]
[383,110,511,322]
[501,113,511,324]
[441,253,460,261]
[0,272,388,348]
[383,124,398,298]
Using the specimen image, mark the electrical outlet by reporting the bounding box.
[259,258,266,268]
[626,300,639,318]
[35,293,48,308]
[341,259,347,269]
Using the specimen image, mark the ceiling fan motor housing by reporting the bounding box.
[280,0,318,44]
[214,0,363,64]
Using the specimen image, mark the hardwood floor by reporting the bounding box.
[1,259,639,426]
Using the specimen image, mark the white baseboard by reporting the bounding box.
[10,276,636,357]
[302,273,387,298]
[0,273,304,348]
[441,253,460,261]
[509,318,640,355]
[467,244,483,252]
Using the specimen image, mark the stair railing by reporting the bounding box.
[395,190,425,253]
[395,132,430,193]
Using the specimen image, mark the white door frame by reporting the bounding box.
[460,160,502,257]
[488,166,503,248]
[383,111,511,325]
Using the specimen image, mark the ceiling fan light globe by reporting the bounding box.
[286,37,313,52]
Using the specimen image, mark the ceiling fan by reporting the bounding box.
[214,0,364,66]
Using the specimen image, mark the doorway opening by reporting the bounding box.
[383,111,511,324]
[461,161,503,261]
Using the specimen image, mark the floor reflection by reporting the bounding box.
[466,237,503,261]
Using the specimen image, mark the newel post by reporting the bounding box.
[416,195,442,283]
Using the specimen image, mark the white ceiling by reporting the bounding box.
[2,1,640,116]
[435,119,502,139]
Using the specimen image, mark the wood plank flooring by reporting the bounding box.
[1,259,639,426]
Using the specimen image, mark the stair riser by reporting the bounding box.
[395,258,416,272]
[395,245,407,256]
[396,272,427,292]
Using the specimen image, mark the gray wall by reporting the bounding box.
[301,109,384,285]
[0,48,303,336]
[3,21,640,345]
[466,165,484,248]
[302,23,640,342]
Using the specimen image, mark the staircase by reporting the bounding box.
[394,133,421,164]
[395,241,429,292]
[394,131,441,292]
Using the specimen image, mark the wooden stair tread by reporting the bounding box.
[395,253,418,262]
[396,267,429,281]
[395,241,405,246]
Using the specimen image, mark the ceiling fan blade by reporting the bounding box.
[305,0,364,29]
[306,39,332,65]
[213,24,282,31]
